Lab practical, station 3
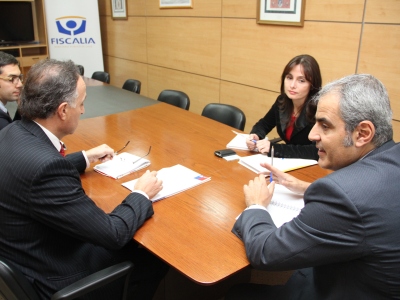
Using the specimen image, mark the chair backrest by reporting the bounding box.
[0,256,41,300]
[201,103,246,131]
[76,65,84,76]
[91,71,110,84]
[157,90,190,110]
[122,79,141,94]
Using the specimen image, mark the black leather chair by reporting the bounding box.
[122,79,141,94]
[76,65,84,76]
[0,256,134,300]
[157,90,190,110]
[201,103,246,131]
[91,71,110,84]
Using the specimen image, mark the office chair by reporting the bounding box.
[157,90,190,110]
[76,65,84,76]
[0,256,134,300]
[122,79,141,94]
[201,103,246,131]
[91,71,110,84]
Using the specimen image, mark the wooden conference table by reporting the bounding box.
[64,83,331,285]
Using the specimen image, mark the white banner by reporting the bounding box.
[44,0,104,77]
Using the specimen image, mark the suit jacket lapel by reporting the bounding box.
[0,109,12,123]
[20,119,55,149]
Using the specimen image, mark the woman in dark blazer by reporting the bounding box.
[246,54,322,160]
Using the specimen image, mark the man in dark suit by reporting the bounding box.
[0,51,22,130]
[0,59,168,299]
[226,74,400,299]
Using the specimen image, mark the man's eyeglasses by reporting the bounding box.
[0,74,24,85]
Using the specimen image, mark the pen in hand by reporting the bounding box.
[270,146,274,183]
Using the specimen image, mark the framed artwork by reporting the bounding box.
[111,0,127,19]
[257,0,305,26]
[160,0,193,9]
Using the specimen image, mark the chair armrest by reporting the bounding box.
[51,261,134,300]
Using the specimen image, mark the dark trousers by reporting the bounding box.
[225,268,317,300]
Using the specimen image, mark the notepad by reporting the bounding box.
[226,130,266,151]
[226,131,250,150]
[239,154,317,174]
[267,184,304,227]
[94,152,151,179]
[122,164,211,202]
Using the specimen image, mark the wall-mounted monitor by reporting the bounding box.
[0,0,39,46]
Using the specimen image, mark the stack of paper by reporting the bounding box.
[122,164,211,202]
[94,152,150,179]
[239,154,317,174]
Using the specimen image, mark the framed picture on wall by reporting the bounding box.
[111,0,127,19]
[257,0,305,26]
[160,0,193,9]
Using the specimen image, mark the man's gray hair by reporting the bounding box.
[312,74,393,147]
[19,59,80,120]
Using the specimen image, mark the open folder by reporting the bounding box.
[122,164,211,202]
[239,154,317,174]
[94,152,150,179]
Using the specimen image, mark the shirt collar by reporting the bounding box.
[0,102,7,114]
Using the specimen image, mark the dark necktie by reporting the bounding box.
[59,142,66,157]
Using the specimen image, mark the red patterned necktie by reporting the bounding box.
[59,142,66,157]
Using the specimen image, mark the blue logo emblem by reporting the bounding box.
[56,16,86,36]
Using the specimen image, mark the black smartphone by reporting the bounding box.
[214,149,236,158]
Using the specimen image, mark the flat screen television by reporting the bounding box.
[0,1,38,46]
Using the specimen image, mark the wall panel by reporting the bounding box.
[104,56,148,94]
[221,19,360,90]
[147,17,221,78]
[220,81,279,134]
[358,24,400,120]
[146,0,221,17]
[305,0,364,22]
[147,66,220,115]
[365,0,400,24]
[222,0,256,18]
[100,16,147,62]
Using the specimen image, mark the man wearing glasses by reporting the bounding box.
[0,51,23,130]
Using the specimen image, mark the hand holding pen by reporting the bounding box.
[246,134,259,151]
[253,138,271,154]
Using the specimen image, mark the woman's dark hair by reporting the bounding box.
[278,54,322,124]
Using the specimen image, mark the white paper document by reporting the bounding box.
[226,131,250,150]
[226,130,266,151]
[94,152,150,179]
[267,184,304,227]
[239,154,317,174]
[122,164,211,202]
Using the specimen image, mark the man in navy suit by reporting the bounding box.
[227,74,400,299]
[0,59,168,299]
[0,51,22,130]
